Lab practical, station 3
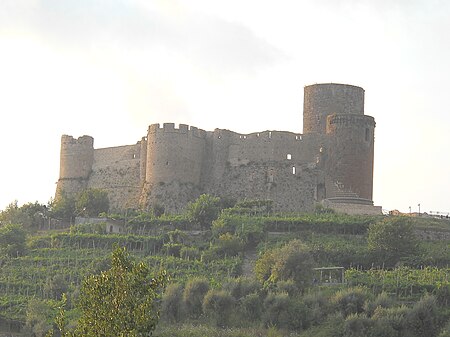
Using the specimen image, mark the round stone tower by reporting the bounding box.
[325,114,375,202]
[56,135,94,198]
[303,83,365,135]
[303,83,375,204]
[141,123,207,212]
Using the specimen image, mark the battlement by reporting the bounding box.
[327,114,375,128]
[148,123,207,139]
[61,135,94,147]
[213,129,304,141]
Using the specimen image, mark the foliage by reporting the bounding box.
[71,246,167,336]
[345,266,450,298]
[202,289,235,327]
[161,283,183,323]
[44,274,68,300]
[405,294,440,337]
[256,239,315,290]
[186,194,220,229]
[75,188,109,217]
[0,200,48,230]
[49,193,76,222]
[183,277,210,319]
[0,223,26,257]
[331,286,372,317]
[367,216,419,267]
[24,298,55,337]
[262,292,309,330]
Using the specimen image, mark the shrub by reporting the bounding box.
[263,292,309,330]
[183,277,210,319]
[161,283,183,323]
[239,292,263,323]
[406,294,439,337]
[331,287,372,317]
[223,277,260,300]
[202,289,236,327]
[343,313,372,337]
[363,291,394,317]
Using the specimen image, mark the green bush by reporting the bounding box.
[343,313,372,337]
[263,292,309,330]
[405,294,439,337]
[0,223,26,257]
[161,283,183,323]
[202,289,235,327]
[331,287,372,317]
[238,292,263,323]
[183,277,210,319]
[223,277,260,300]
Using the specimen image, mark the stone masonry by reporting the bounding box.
[56,83,377,213]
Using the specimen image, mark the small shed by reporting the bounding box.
[313,267,345,285]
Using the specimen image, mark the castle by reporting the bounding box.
[56,83,381,214]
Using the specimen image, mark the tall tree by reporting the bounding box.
[368,217,419,266]
[75,188,109,217]
[186,194,220,229]
[0,223,26,257]
[75,246,167,336]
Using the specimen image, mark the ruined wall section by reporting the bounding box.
[141,123,206,212]
[56,135,94,199]
[303,84,365,135]
[324,114,375,201]
[204,129,323,212]
[87,143,142,211]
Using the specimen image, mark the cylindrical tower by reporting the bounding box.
[145,123,206,186]
[303,83,365,134]
[325,114,375,201]
[56,135,94,198]
[139,136,147,184]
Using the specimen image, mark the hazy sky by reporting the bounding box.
[1,0,449,214]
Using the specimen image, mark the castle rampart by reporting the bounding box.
[56,83,378,214]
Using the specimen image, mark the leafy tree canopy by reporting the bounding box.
[52,246,168,337]
[186,194,220,229]
[368,217,419,266]
[75,188,109,217]
[0,200,48,229]
[256,239,315,290]
[0,223,26,257]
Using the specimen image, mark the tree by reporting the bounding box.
[75,188,109,217]
[368,217,419,266]
[52,246,167,336]
[256,239,315,290]
[186,194,220,229]
[0,200,48,229]
[25,298,54,337]
[49,193,76,222]
[0,223,26,257]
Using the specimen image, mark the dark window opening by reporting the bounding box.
[365,128,370,142]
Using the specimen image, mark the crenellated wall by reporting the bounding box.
[55,83,378,214]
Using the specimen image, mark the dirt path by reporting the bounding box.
[241,247,258,278]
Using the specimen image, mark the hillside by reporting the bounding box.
[1,199,450,336]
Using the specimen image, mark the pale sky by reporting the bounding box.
[1,0,449,214]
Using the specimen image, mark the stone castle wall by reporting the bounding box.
[56,83,378,214]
